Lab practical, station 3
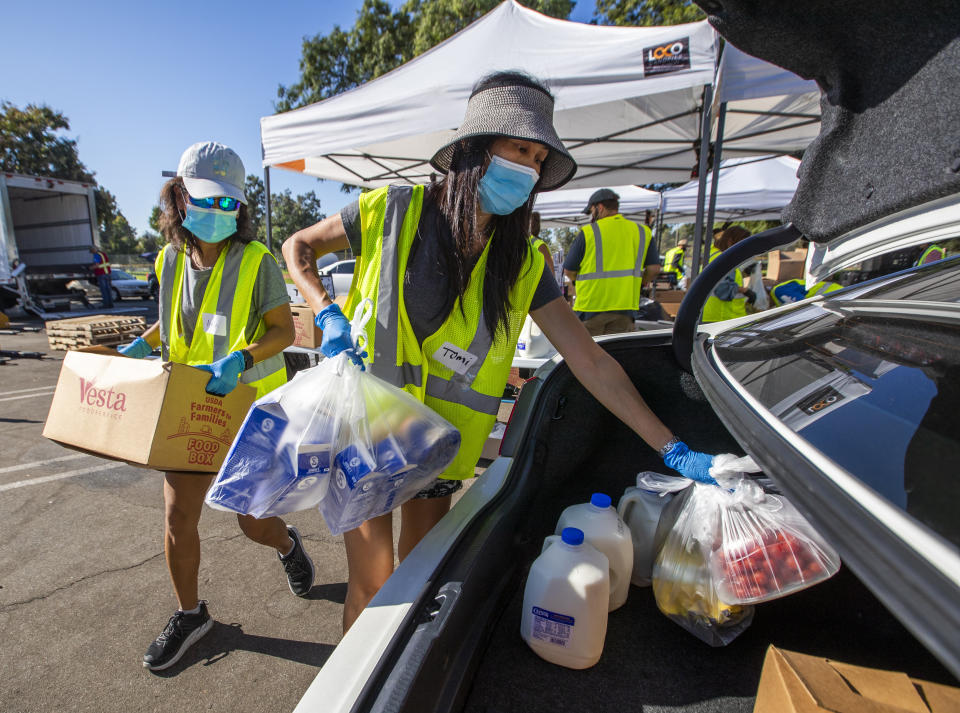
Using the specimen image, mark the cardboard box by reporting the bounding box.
[767,250,807,282]
[43,348,256,472]
[290,303,323,348]
[754,646,960,713]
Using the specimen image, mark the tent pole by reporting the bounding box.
[264,166,273,256]
[704,101,727,258]
[690,83,714,279]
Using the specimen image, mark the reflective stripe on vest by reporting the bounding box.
[805,281,841,298]
[155,242,286,399]
[702,246,746,322]
[344,185,543,479]
[573,215,649,312]
[93,251,111,275]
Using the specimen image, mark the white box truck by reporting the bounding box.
[0,172,100,315]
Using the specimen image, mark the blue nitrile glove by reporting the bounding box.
[118,337,152,359]
[661,440,718,485]
[196,351,246,396]
[315,303,365,369]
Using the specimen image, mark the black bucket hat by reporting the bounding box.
[430,82,577,191]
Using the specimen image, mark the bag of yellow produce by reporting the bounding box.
[648,478,754,647]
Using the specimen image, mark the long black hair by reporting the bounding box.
[426,71,551,339]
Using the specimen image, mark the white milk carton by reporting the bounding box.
[520,527,609,670]
[618,485,673,587]
[555,493,634,611]
[515,314,557,359]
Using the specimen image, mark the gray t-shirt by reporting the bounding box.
[180,242,290,346]
[341,198,560,343]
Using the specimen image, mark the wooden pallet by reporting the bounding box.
[45,314,145,351]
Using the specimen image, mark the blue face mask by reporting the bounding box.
[478,154,540,215]
[182,203,238,243]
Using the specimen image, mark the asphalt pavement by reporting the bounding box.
[0,299,453,713]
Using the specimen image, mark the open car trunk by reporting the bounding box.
[356,336,955,713]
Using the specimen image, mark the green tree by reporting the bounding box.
[267,189,326,258]
[592,0,704,27]
[277,0,574,111]
[244,174,267,241]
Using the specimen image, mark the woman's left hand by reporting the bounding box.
[196,351,246,396]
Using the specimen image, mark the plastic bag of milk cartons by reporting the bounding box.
[206,300,460,528]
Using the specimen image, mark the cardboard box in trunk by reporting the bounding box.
[753,646,960,713]
[43,348,256,472]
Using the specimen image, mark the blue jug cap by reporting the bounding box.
[590,493,612,509]
[561,527,584,546]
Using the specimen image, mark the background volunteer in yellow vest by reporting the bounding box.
[117,142,315,672]
[702,225,758,323]
[562,188,660,336]
[662,238,689,287]
[284,71,724,634]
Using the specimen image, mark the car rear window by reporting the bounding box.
[712,258,960,547]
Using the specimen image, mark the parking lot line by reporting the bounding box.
[0,453,89,474]
[0,390,56,403]
[0,386,58,397]
[0,462,126,492]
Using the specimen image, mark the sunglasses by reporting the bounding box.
[187,195,240,211]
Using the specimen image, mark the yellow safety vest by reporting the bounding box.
[572,215,651,312]
[155,241,287,399]
[343,185,544,480]
[702,246,747,323]
[805,281,841,298]
[662,246,686,279]
[770,278,807,306]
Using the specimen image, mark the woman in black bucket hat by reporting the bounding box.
[284,71,719,632]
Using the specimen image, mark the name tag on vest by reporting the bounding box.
[202,313,227,337]
[433,342,478,376]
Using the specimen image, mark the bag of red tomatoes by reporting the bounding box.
[708,474,841,605]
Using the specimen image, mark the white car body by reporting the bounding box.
[318,259,355,299]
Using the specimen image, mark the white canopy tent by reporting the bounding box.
[533,184,661,227]
[260,1,718,188]
[660,154,801,222]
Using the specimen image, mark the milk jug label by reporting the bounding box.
[530,606,575,647]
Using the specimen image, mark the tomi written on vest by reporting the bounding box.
[118,142,317,673]
[283,70,726,635]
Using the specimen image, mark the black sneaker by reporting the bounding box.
[279,526,315,597]
[142,601,213,671]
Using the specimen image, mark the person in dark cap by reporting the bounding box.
[284,71,718,633]
[562,188,660,335]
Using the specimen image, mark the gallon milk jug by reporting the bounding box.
[555,493,633,611]
[618,486,673,587]
[520,527,609,670]
[516,314,557,359]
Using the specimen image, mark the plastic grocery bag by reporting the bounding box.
[643,457,841,646]
[645,471,755,647]
[707,455,841,605]
[206,301,461,529]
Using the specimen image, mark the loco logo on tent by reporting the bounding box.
[643,37,690,76]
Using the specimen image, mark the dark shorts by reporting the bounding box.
[413,478,463,499]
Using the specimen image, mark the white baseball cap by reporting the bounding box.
[163,141,247,204]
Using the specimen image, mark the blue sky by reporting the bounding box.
[4,0,595,236]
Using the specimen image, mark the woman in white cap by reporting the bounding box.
[119,141,315,671]
[284,72,718,632]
